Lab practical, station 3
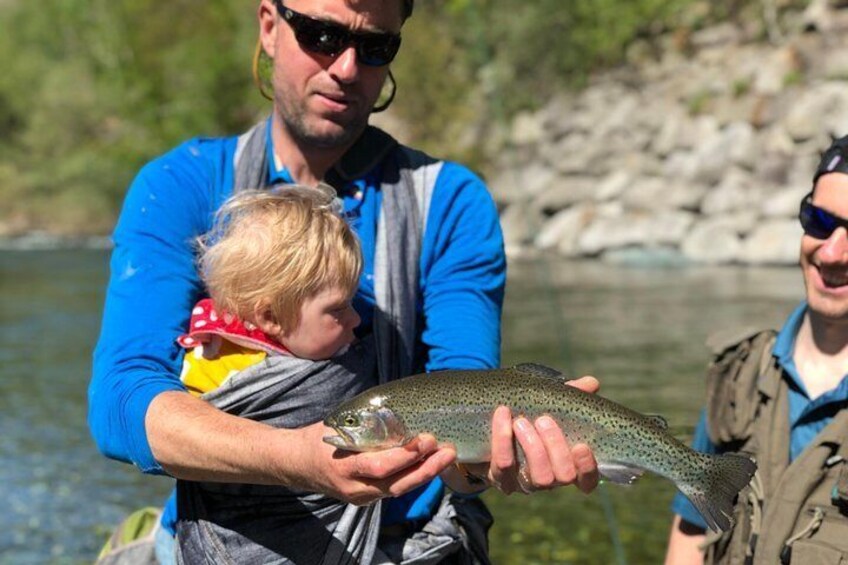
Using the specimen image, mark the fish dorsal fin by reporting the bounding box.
[644,414,669,430]
[598,462,645,486]
[513,363,565,381]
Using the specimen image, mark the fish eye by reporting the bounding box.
[343,414,358,427]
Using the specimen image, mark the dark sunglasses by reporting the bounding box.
[273,0,401,67]
[799,192,848,239]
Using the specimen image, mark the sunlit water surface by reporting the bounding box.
[0,250,802,564]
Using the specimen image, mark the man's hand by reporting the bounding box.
[460,375,601,495]
[292,423,457,505]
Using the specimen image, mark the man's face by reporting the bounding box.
[801,173,848,321]
[259,0,403,149]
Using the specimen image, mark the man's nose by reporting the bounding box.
[329,46,360,84]
[818,227,848,263]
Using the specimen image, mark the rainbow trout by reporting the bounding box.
[323,363,756,532]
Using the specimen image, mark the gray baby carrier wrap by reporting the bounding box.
[174,122,493,564]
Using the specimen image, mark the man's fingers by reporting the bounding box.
[572,443,600,494]
[486,405,601,496]
[513,417,556,489]
[349,434,438,479]
[484,406,522,493]
[489,406,515,476]
[534,416,577,486]
[383,446,457,497]
[566,375,600,394]
[334,438,456,504]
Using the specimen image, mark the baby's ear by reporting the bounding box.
[253,303,282,338]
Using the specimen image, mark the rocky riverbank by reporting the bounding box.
[489,1,848,266]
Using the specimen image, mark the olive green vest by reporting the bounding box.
[703,329,848,564]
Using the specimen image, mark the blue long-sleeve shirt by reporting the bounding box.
[89,127,506,529]
[672,302,848,529]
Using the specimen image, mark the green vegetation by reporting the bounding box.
[783,68,805,87]
[686,88,714,115]
[0,0,806,234]
[0,0,258,234]
[732,78,752,98]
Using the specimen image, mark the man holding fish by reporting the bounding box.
[89,0,601,561]
[665,135,848,563]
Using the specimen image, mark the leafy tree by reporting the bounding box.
[0,0,261,234]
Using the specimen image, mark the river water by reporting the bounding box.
[0,249,803,564]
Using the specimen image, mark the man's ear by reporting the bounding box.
[258,0,278,58]
[254,303,282,338]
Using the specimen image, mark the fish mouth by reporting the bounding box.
[322,426,355,450]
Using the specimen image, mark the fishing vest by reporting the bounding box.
[701,328,848,565]
[175,120,493,565]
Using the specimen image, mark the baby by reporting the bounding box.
[178,185,362,395]
[172,185,483,564]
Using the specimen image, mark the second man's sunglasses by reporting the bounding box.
[273,0,402,67]
[799,193,848,239]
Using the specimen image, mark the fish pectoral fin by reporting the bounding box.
[598,462,645,486]
[644,414,669,431]
[513,363,565,381]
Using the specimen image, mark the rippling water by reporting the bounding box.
[0,250,802,564]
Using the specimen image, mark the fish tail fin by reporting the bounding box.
[679,452,757,533]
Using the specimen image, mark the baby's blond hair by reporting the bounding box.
[198,186,362,333]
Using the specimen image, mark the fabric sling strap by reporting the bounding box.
[373,142,438,382]
[232,119,268,197]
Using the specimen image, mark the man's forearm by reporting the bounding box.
[145,390,310,486]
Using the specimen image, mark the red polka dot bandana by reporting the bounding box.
[177,298,291,356]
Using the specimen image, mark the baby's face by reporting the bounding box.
[280,286,360,360]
